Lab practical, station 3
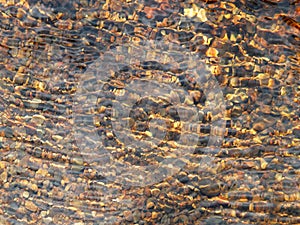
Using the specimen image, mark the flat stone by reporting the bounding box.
[253,116,276,132]
[31,114,46,125]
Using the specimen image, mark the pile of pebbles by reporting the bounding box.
[0,0,299,224]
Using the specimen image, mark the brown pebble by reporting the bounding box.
[152,211,159,219]
[198,178,221,197]
[144,187,151,197]
[25,200,38,212]
[253,122,265,132]
[123,210,133,222]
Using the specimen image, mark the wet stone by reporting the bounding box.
[253,116,277,132]
[25,200,38,212]
[123,210,133,222]
[177,173,190,184]
[0,171,8,183]
[31,114,46,126]
[198,179,221,197]
[292,128,300,138]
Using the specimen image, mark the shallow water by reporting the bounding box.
[0,0,299,224]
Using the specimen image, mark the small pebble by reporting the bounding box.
[31,114,46,126]
[0,171,8,183]
[25,200,38,212]
[22,191,30,198]
[123,210,133,222]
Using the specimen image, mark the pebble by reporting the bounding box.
[198,178,221,197]
[36,168,49,177]
[22,191,30,198]
[206,47,219,57]
[177,172,190,184]
[151,211,159,219]
[229,77,240,87]
[42,217,53,224]
[132,210,141,223]
[0,171,8,183]
[71,157,84,165]
[260,158,268,169]
[197,8,208,22]
[25,200,38,212]
[253,122,265,132]
[144,187,151,197]
[40,211,48,217]
[0,216,8,225]
[146,201,155,209]
[123,210,133,222]
[0,161,6,169]
[253,116,276,132]
[31,114,46,126]
[29,183,39,192]
[26,98,42,109]
[231,105,242,117]
[292,128,300,138]
[151,188,160,197]
[52,135,63,142]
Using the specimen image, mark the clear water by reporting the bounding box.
[0,0,299,224]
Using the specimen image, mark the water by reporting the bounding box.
[0,0,299,224]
